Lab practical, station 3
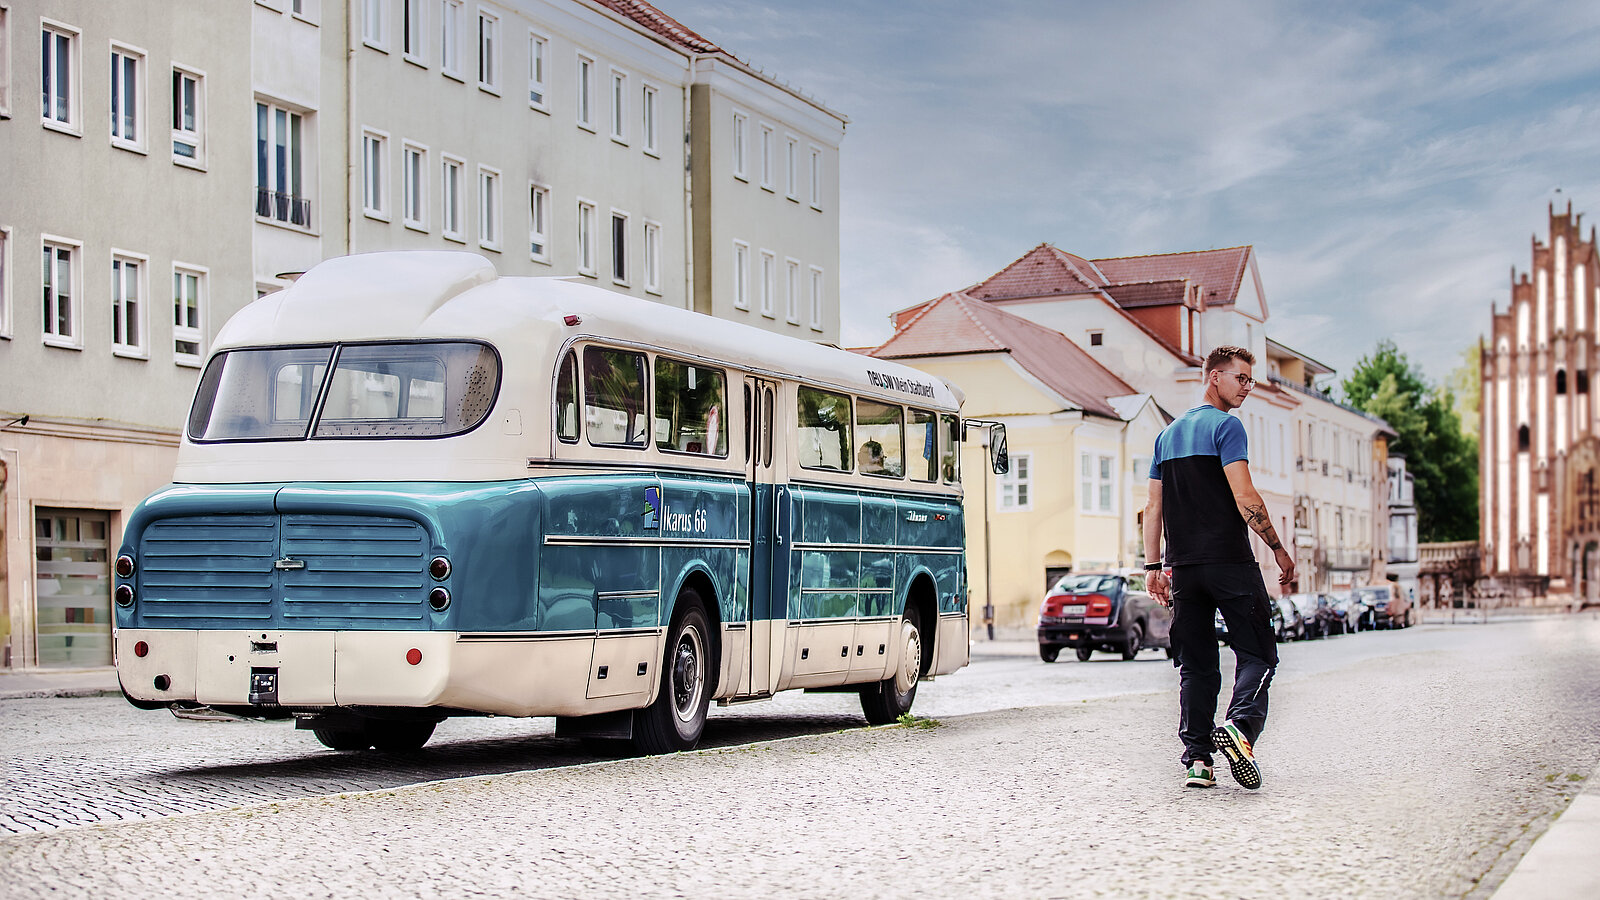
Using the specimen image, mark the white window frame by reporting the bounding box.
[172,262,206,367]
[402,141,427,231]
[641,83,658,155]
[643,219,661,295]
[40,234,82,349]
[440,0,463,80]
[575,54,594,131]
[784,258,801,324]
[809,145,823,209]
[477,164,501,251]
[361,128,389,220]
[609,67,627,144]
[256,99,311,230]
[785,135,798,200]
[441,153,465,242]
[110,249,149,358]
[1080,451,1116,515]
[575,198,596,276]
[809,265,824,332]
[40,18,80,134]
[528,181,549,262]
[476,7,498,94]
[758,123,774,190]
[610,209,629,286]
[361,0,388,51]
[109,41,146,152]
[731,110,747,180]
[527,30,547,110]
[402,0,425,65]
[290,0,320,26]
[759,250,776,318]
[0,5,11,118]
[0,225,11,339]
[998,452,1032,511]
[732,241,749,310]
[170,64,205,167]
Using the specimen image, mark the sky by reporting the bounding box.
[662,0,1600,389]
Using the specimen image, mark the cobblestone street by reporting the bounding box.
[3,616,1599,898]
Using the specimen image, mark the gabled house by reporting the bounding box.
[870,291,1165,630]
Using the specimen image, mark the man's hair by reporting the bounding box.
[1204,345,1256,374]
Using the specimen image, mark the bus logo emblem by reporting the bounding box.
[642,487,661,530]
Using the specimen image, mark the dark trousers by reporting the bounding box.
[1169,563,1279,766]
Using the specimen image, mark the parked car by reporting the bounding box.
[1352,583,1413,629]
[1288,592,1340,639]
[1215,599,1287,645]
[1038,572,1173,662]
[1274,596,1306,642]
[1336,590,1375,632]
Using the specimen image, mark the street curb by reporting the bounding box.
[0,688,122,702]
[1490,758,1600,899]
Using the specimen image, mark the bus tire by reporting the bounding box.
[633,591,711,754]
[313,726,371,752]
[860,605,922,725]
[368,720,436,752]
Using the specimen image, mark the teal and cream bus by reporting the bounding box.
[113,252,1006,755]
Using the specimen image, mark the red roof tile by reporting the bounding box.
[1092,246,1252,308]
[967,244,1110,301]
[591,0,722,54]
[870,292,1136,420]
[1103,279,1189,308]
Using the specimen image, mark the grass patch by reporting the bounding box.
[897,713,940,729]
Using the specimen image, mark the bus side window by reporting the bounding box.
[743,384,753,464]
[908,408,937,482]
[796,386,852,471]
[941,414,961,483]
[653,357,727,457]
[583,346,648,448]
[855,399,904,478]
[556,350,579,443]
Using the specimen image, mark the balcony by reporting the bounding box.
[256,186,312,228]
[1315,547,1372,571]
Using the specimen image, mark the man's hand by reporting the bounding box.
[1149,569,1172,607]
[1274,547,1296,588]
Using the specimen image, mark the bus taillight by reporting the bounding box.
[429,556,451,580]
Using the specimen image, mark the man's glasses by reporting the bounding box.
[1227,373,1257,388]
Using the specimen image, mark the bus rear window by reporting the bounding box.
[797,387,852,471]
[856,399,904,477]
[187,341,499,442]
[941,414,961,483]
[908,409,937,482]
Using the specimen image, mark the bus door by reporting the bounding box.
[743,376,788,696]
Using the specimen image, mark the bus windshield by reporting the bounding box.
[187,341,500,441]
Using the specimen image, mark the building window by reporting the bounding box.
[809,146,822,208]
[1556,369,1568,395]
[1518,424,1530,453]
[576,200,596,275]
[732,241,749,310]
[476,9,498,92]
[785,136,797,199]
[41,237,80,347]
[111,252,147,356]
[1579,370,1590,394]
[171,66,204,164]
[641,84,657,154]
[477,165,500,250]
[109,45,144,149]
[785,259,800,324]
[41,20,79,131]
[1088,330,1103,346]
[809,266,823,332]
[0,6,11,117]
[644,220,661,294]
[610,211,628,284]
[173,264,205,365]
[609,69,626,142]
[362,0,387,49]
[0,226,11,339]
[999,453,1031,510]
[362,130,388,219]
[441,154,464,241]
[256,101,309,227]
[403,0,424,61]
[576,55,593,129]
[402,142,426,229]
[527,32,546,108]
[732,111,747,179]
[528,182,549,261]
[759,251,776,318]
[1081,452,1115,513]
[759,124,773,189]
[440,0,462,79]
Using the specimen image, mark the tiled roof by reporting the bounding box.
[592,0,723,54]
[967,244,1109,301]
[1092,246,1252,308]
[1103,279,1189,308]
[870,292,1136,420]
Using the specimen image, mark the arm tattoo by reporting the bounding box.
[1242,503,1283,551]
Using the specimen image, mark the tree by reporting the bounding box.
[1342,340,1479,543]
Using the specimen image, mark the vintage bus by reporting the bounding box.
[113,251,1006,755]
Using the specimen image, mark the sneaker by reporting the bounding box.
[1211,721,1261,789]
[1184,761,1215,788]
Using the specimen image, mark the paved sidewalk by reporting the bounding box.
[1492,758,1600,900]
[0,667,118,701]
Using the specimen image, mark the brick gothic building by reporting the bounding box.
[1481,203,1600,602]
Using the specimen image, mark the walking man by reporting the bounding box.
[1143,346,1295,789]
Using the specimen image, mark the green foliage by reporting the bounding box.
[1342,340,1479,542]
[896,713,939,729]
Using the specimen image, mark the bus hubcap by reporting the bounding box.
[672,627,703,721]
[895,620,920,696]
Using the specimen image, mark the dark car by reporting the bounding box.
[1215,600,1287,644]
[1038,572,1172,662]
[1273,596,1305,642]
[1288,592,1341,639]
[1353,584,1413,629]
[1336,590,1375,632]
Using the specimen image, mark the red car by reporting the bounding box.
[1037,572,1174,662]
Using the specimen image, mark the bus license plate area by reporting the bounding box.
[249,668,279,705]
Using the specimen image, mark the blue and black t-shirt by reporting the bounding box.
[1148,405,1254,566]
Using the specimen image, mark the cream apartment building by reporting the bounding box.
[0,0,844,670]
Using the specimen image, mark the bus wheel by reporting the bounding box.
[860,606,922,725]
[313,725,372,752]
[369,720,436,753]
[633,591,711,755]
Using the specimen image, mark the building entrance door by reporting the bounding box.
[35,509,112,667]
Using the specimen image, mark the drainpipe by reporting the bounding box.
[1,446,25,669]
[344,0,355,255]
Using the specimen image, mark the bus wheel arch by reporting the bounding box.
[668,567,723,700]
[860,573,937,725]
[904,571,938,678]
[634,580,715,754]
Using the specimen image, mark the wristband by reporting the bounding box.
[1144,562,1163,571]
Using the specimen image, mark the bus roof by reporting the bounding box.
[222,251,961,410]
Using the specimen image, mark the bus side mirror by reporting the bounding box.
[990,424,1009,475]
